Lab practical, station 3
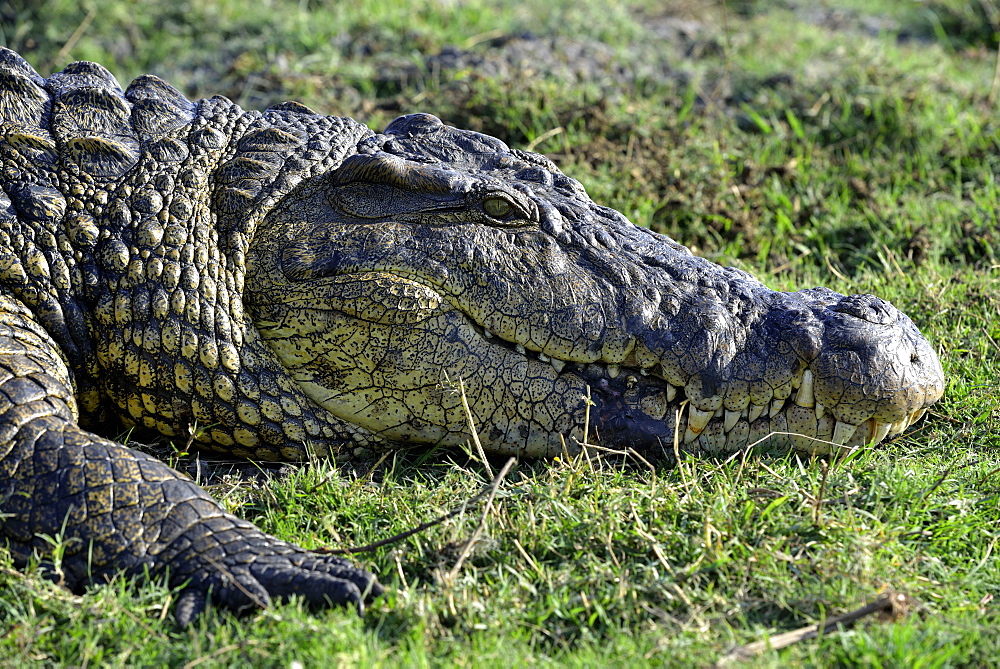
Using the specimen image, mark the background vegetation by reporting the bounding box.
[1,0,998,665]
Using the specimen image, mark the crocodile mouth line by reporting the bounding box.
[469,321,930,453]
[294,268,932,454]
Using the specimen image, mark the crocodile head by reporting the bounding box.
[246,114,944,459]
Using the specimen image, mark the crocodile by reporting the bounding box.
[0,47,944,623]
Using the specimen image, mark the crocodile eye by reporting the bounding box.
[483,196,514,219]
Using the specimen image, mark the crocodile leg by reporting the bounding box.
[0,292,382,624]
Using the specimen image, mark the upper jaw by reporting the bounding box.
[555,286,944,456]
[468,245,944,456]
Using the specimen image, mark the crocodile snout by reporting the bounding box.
[812,293,944,427]
[584,287,944,458]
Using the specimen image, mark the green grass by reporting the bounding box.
[2,0,999,665]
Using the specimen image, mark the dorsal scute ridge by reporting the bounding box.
[213,111,374,267]
[0,48,52,136]
[45,58,140,179]
[125,74,197,140]
[49,59,123,91]
[0,47,45,83]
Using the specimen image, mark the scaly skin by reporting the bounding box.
[0,48,943,622]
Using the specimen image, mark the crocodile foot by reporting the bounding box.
[162,521,384,625]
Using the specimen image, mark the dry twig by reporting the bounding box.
[447,457,516,580]
[717,591,914,666]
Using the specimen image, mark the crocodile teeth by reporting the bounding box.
[516,344,526,355]
[607,364,620,379]
[687,406,713,435]
[889,419,908,436]
[795,370,814,408]
[484,329,494,339]
[538,353,550,362]
[665,385,677,402]
[550,358,565,373]
[815,402,825,421]
[769,399,784,418]
[832,420,858,445]
[871,422,892,444]
[861,418,875,443]
[683,405,715,444]
[639,367,650,376]
[910,408,927,424]
[749,402,766,423]
[724,409,741,432]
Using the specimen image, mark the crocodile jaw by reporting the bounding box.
[245,273,596,455]
[244,114,944,459]
[246,265,943,459]
[583,285,944,458]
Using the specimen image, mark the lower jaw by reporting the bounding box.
[587,399,927,460]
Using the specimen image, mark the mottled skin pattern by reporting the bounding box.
[0,47,944,622]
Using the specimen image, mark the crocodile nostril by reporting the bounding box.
[383,113,444,135]
[832,294,896,325]
[911,352,920,364]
